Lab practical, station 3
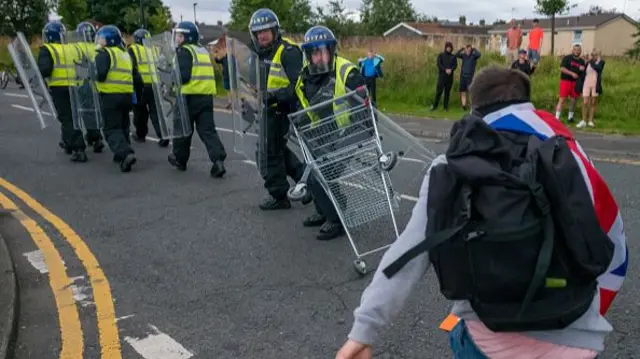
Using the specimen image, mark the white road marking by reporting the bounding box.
[4,92,29,98]
[11,104,52,116]
[23,250,49,273]
[145,136,194,150]
[116,314,135,322]
[124,325,194,359]
[69,276,94,307]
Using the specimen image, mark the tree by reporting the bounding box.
[0,0,50,38]
[86,0,171,32]
[493,19,507,25]
[57,0,88,29]
[122,4,171,33]
[627,22,640,59]
[479,19,486,26]
[582,5,616,16]
[360,0,416,35]
[459,15,466,25]
[316,0,362,37]
[228,0,313,34]
[535,0,576,55]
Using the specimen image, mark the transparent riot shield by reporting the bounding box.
[64,31,103,131]
[143,32,191,139]
[227,37,268,177]
[7,32,57,129]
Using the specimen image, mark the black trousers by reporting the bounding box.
[100,93,134,162]
[77,82,103,144]
[51,87,86,151]
[308,162,346,224]
[172,95,226,165]
[133,84,163,139]
[433,74,453,109]
[260,110,304,199]
[364,76,377,105]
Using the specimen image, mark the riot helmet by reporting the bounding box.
[301,26,337,76]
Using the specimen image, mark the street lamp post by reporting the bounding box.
[139,0,146,29]
[193,2,198,23]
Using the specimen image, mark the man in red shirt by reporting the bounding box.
[556,45,586,122]
[527,19,543,69]
[506,19,522,63]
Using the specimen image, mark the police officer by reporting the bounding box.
[248,8,306,210]
[76,21,105,153]
[128,28,169,147]
[167,21,226,177]
[38,21,88,162]
[94,25,137,172]
[294,25,367,241]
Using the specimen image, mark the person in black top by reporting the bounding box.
[431,42,457,111]
[555,44,585,122]
[511,49,534,76]
[455,44,481,110]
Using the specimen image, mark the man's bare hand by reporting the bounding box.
[445,69,452,75]
[336,340,373,359]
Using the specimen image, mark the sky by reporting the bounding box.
[165,0,640,26]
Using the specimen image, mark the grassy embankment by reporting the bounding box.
[341,39,640,135]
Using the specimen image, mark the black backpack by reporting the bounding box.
[383,116,614,332]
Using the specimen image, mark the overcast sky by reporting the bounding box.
[166,0,640,25]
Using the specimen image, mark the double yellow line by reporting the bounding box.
[0,177,122,358]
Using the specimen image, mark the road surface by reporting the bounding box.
[0,88,638,359]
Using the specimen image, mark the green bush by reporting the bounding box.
[342,39,640,135]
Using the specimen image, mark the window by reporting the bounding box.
[572,30,583,44]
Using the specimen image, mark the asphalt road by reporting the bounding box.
[0,87,638,359]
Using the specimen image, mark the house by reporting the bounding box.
[383,22,492,49]
[488,13,638,56]
[199,24,226,45]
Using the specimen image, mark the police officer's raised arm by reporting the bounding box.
[176,47,193,84]
[95,49,111,82]
[268,44,303,107]
[37,46,54,78]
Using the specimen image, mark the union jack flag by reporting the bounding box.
[483,102,628,315]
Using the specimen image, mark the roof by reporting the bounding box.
[384,22,491,37]
[488,13,637,33]
[199,25,226,44]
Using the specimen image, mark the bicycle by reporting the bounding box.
[0,64,23,89]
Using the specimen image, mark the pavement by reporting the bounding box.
[0,85,637,359]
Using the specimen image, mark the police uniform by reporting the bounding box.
[295,56,366,240]
[170,43,226,175]
[251,37,305,209]
[128,43,166,146]
[95,44,137,171]
[38,41,88,161]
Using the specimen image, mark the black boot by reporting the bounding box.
[303,213,326,227]
[168,154,186,171]
[120,153,137,172]
[59,141,72,155]
[158,139,170,148]
[70,150,88,163]
[93,140,104,153]
[317,222,345,241]
[258,196,291,210]
[210,160,226,178]
[132,134,146,143]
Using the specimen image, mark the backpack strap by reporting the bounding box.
[516,145,555,318]
[383,186,473,279]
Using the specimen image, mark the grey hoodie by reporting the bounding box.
[348,154,613,353]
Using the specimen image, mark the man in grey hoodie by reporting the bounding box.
[336,66,623,359]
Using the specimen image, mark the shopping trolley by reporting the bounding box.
[287,87,402,275]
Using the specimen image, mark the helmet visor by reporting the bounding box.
[303,44,334,76]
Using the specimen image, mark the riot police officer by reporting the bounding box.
[76,21,105,153]
[94,25,137,172]
[38,21,88,162]
[248,8,306,210]
[295,26,367,241]
[128,28,168,147]
[167,21,226,177]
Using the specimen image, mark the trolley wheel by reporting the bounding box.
[353,259,367,276]
[287,183,308,202]
[379,152,398,171]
